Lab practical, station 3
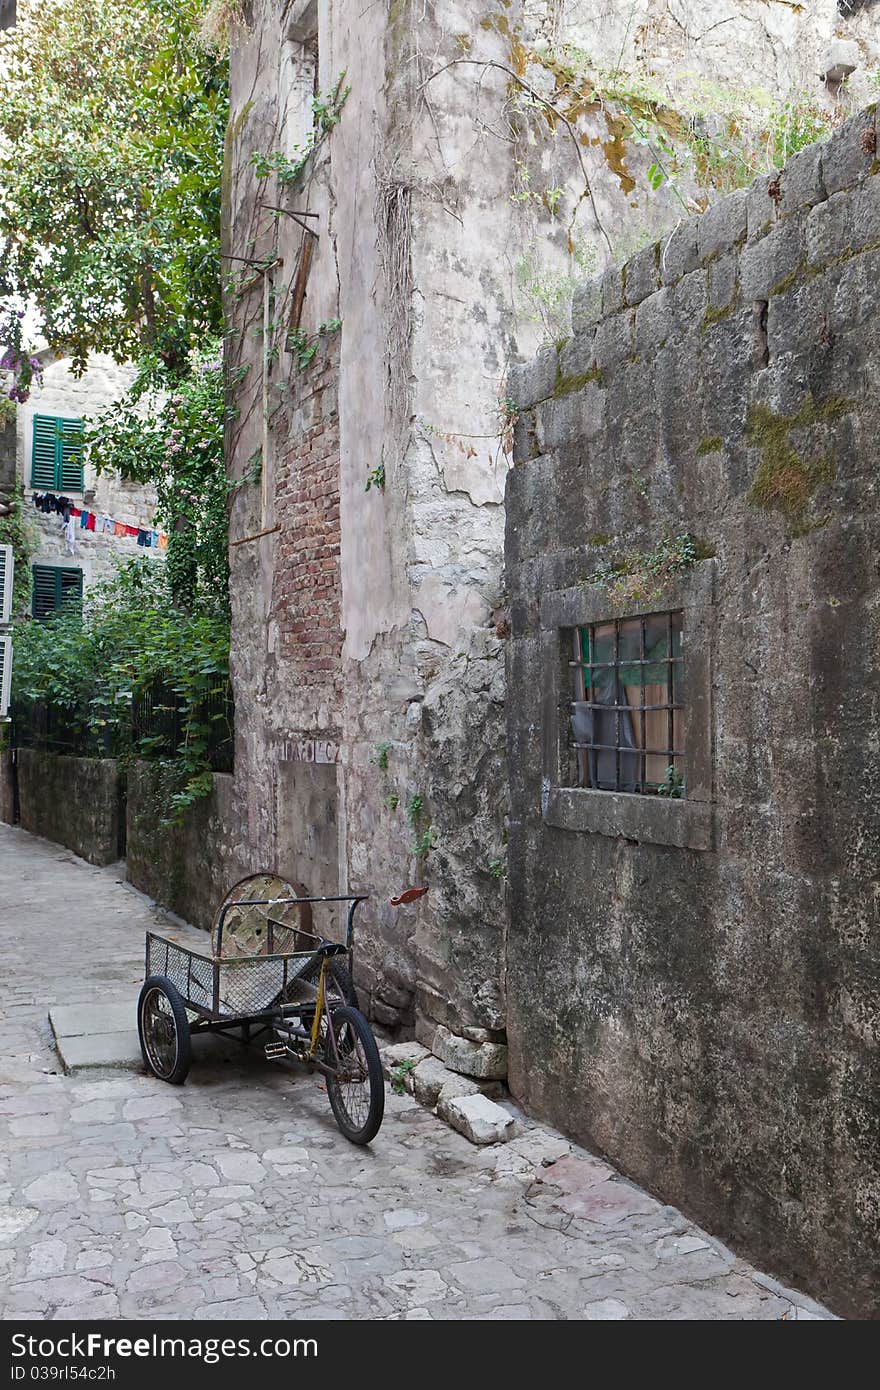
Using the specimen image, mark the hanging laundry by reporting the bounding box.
[80,510,88,529]
[86,512,96,530]
[150,531,159,547]
[158,534,168,551]
[114,521,125,537]
[125,524,138,537]
[63,515,76,556]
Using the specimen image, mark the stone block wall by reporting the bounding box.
[6,752,242,929]
[505,105,880,1318]
[16,750,123,866]
[125,765,244,933]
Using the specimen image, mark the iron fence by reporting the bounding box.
[12,679,234,773]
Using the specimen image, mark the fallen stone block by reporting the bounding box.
[432,1024,508,1080]
[411,1056,455,1108]
[437,1093,515,1145]
[436,1074,481,1106]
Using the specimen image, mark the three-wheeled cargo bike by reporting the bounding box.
[137,874,384,1145]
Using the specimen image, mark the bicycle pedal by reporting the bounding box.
[264,1041,288,1060]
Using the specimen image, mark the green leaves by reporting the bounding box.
[250,78,349,194]
[13,556,231,824]
[82,341,229,612]
[0,0,226,370]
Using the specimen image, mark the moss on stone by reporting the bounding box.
[769,259,807,297]
[552,367,604,397]
[586,531,611,546]
[230,98,255,145]
[701,301,733,331]
[697,436,722,455]
[745,396,852,533]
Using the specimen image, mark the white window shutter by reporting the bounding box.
[0,634,11,719]
[0,544,12,626]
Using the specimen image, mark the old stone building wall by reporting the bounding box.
[224,0,512,1052]
[505,105,880,1318]
[224,0,880,1077]
[15,354,162,597]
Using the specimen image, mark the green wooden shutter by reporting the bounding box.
[31,415,59,488]
[32,565,83,621]
[31,414,84,491]
[59,568,83,607]
[0,633,11,719]
[0,543,12,625]
[58,419,84,490]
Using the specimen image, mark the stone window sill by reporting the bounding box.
[543,786,714,851]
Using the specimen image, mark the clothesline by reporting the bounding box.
[31,491,168,553]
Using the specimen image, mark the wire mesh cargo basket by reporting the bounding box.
[145,929,325,1017]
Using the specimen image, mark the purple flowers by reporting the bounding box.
[0,306,44,403]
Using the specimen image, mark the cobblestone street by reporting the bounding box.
[0,825,832,1321]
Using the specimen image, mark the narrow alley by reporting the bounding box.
[0,825,830,1321]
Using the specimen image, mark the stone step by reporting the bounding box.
[48,999,142,1073]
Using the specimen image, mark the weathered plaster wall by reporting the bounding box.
[505,106,880,1318]
[16,749,123,865]
[225,0,510,1051]
[485,1,880,356]
[552,0,879,100]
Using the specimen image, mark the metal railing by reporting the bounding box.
[12,679,234,772]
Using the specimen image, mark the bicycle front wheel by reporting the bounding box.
[324,1005,384,1145]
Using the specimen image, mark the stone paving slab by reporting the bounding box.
[49,999,141,1073]
[0,823,837,1321]
[50,1002,135,1038]
[53,1031,144,1073]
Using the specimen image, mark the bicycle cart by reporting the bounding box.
[136,873,384,1145]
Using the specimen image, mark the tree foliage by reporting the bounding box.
[0,0,226,376]
[12,559,231,820]
[83,341,236,611]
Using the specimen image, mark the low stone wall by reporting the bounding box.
[125,763,245,934]
[16,749,122,865]
[0,748,14,826]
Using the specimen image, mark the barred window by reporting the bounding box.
[570,612,685,797]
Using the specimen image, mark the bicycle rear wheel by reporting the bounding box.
[324,1005,384,1145]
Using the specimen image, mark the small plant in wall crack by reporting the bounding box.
[365,463,385,492]
[586,533,704,608]
[657,765,684,799]
[406,793,437,860]
[390,1059,418,1095]
[371,741,392,771]
[251,76,350,190]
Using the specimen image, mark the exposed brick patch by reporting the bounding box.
[272,339,343,702]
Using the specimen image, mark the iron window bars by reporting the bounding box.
[570,612,685,796]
